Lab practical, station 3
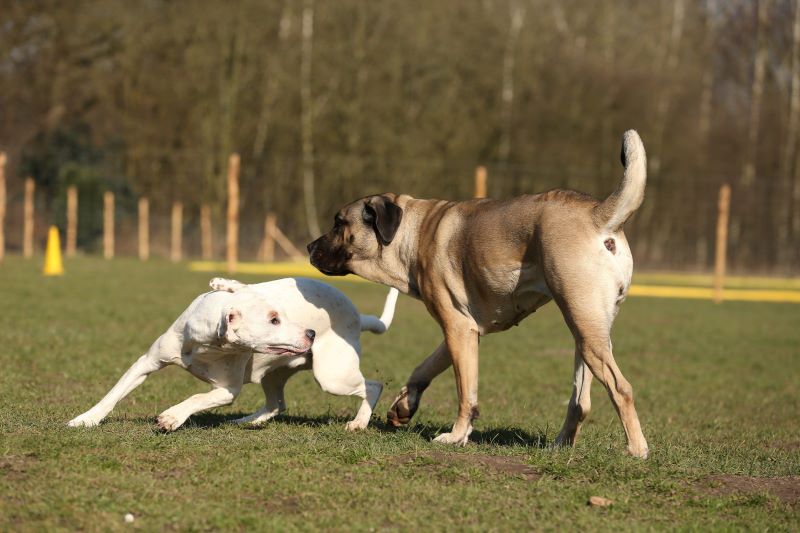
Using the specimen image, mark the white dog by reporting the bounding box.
[68,277,398,431]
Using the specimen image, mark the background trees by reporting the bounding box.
[1,0,798,273]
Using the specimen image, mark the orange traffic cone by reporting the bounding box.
[43,226,64,276]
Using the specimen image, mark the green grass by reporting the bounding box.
[1,256,798,531]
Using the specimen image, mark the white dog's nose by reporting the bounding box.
[305,329,316,342]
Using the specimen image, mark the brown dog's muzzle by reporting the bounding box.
[307,235,351,276]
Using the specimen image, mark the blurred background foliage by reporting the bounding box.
[1,0,799,272]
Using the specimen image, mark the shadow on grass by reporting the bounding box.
[128,412,360,430]
[405,424,549,448]
[142,412,550,448]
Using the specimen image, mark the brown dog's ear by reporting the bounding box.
[364,196,403,245]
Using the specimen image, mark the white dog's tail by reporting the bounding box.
[360,288,399,334]
[593,130,647,232]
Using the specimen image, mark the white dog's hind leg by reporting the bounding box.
[347,379,383,431]
[68,353,166,427]
[311,337,382,431]
[232,363,309,425]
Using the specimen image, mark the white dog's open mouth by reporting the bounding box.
[256,344,311,356]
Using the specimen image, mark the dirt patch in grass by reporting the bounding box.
[0,453,38,481]
[395,452,540,481]
[263,496,302,515]
[701,475,800,505]
[768,440,800,452]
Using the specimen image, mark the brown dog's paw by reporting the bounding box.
[386,386,416,427]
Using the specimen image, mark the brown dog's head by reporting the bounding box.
[307,194,403,277]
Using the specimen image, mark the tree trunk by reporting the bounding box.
[219,17,244,206]
[301,0,321,238]
[649,0,686,179]
[0,152,5,262]
[600,2,617,184]
[645,0,686,266]
[252,1,292,160]
[732,0,770,265]
[741,0,770,189]
[345,1,368,186]
[780,0,800,267]
[696,0,717,269]
[498,1,526,163]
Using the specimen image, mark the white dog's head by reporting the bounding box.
[218,291,314,355]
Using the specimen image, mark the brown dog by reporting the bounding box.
[307,130,649,458]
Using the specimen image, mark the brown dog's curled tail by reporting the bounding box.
[360,288,399,334]
[593,130,647,232]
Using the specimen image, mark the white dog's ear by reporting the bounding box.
[226,308,242,340]
[218,308,242,339]
[227,308,242,328]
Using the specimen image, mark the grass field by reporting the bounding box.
[1,257,798,531]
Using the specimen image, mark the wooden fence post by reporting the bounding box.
[474,166,487,198]
[66,185,77,257]
[0,152,6,262]
[226,153,240,272]
[138,197,149,261]
[103,191,114,260]
[713,184,731,304]
[259,212,277,262]
[171,201,183,262]
[23,177,35,258]
[200,205,212,260]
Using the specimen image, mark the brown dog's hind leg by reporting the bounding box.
[554,352,593,447]
[556,293,648,458]
[579,335,647,458]
[387,342,452,427]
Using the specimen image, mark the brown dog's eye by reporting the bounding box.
[271,317,280,326]
[362,205,375,225]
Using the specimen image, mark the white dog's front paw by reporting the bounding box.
[68,414,102,428]
[156,412,185,432]
[345,418,369,431]
[433,428,472,446]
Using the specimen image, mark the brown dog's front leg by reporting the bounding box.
[387,342,452,426]
[432,321,480,446]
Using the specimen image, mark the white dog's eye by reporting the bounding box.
[270,316,280,326]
